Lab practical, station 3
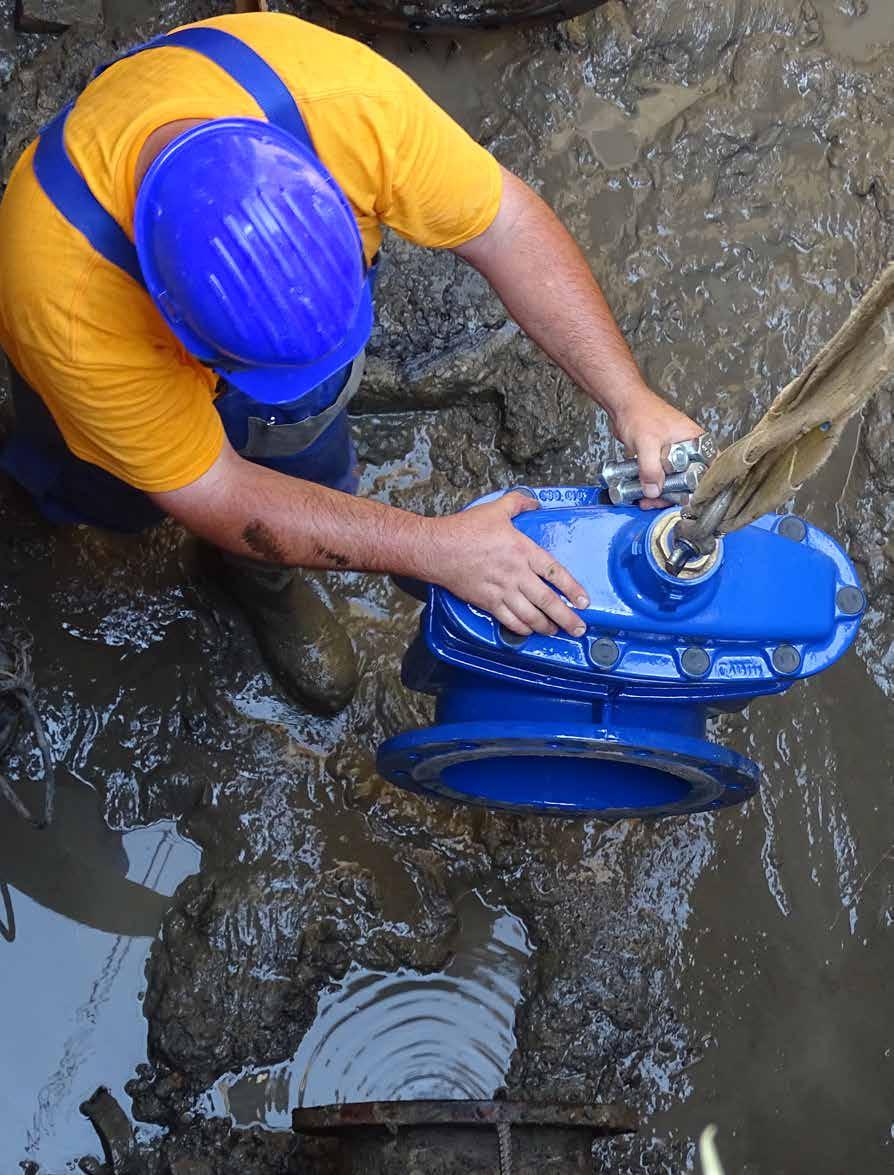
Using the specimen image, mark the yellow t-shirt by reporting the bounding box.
[0,13,501,493]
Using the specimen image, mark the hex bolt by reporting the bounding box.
[681,646,711,677]
[663,443,692,472]
[682,432,718,464]
[498,624,528,648]
[836,585,865,616]
[777,515,807,543]
[589,637,620,668]
[603,434,717,483]
[609,466,702,505]
[772,644,801,674]
[601,457,640,483]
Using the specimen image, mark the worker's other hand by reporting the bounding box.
[429,492,589,638]
[611,389,702,507]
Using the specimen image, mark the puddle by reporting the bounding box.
[208,889,531,1127]
[813,0,894,62]
[551,80,722,170]
[0,790,200,1169]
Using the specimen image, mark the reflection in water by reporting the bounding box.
[0,778,200,1169]
[0,774,176,937]
[211,890,531,1128]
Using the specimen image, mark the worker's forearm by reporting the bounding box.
[151,444,592,639]
[455,168,647,425]
[154,449,440,577]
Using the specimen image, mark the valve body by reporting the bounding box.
[377,487,865,819]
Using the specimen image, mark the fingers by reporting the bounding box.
[492,571,589,641]
[505,593,559,637]
[462,493,591,640]
[523,578,586,636]
[636,435,665,498]
[492,603,533,637]
[529,552,589,611]
[501,489,540,518]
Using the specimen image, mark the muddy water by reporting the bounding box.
[208,890,531,1126]
[0,0,892,1171]
[0,789,199,1168]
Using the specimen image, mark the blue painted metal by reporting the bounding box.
[377,486,865,819]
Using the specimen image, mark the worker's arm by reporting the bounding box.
[149,439,589,638]
[453,166,701,498]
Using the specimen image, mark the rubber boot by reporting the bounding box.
[214,555,358,716]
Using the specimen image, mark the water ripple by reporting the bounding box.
[211,890,531,1127]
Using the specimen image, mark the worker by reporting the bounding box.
[0,13,701,715]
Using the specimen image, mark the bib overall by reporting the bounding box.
[0,27,374,533]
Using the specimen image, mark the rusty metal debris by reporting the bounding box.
[78,1087,136,1175]
[292,1099,635,1134]
[293,1099,636,1175]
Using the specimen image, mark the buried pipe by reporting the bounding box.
[292,1099,636,1175]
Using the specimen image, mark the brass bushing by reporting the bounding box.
[649,509,722,580]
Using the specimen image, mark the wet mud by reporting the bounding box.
[0,0,892,1172]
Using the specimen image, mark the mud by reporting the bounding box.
[1,0,892,1172]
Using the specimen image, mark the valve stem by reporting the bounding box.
[665,536,703,577]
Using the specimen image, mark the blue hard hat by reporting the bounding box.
[134,118,372,405]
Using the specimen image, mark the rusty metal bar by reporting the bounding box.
[292,1099,636,1136]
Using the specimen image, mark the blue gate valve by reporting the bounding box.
[377,486,866,819]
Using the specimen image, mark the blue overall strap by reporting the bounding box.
[33,26,316,282]
[95,27,314,151]
[33,104,144,283]
[154,29,312,150]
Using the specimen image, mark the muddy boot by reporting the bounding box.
[213,554,358,716]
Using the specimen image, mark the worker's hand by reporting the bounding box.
[611,389,702,507]
[428,492,589,638]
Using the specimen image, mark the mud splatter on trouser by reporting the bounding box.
[0,359,361,535]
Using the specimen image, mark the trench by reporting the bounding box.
[0,0,892,1173]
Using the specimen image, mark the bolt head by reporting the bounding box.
[665,442,692,472]
[680,465,703,491]
[696,433,718,462]
[681,646,711,676]
[836,585,865,616]
[608,481,630,505]
[498,624,528,648]
[771,644,801,675]
[777,515,807,543]
[589,636,620,668]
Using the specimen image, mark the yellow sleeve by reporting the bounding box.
[53,262,225,494]
[363,60,503,250]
